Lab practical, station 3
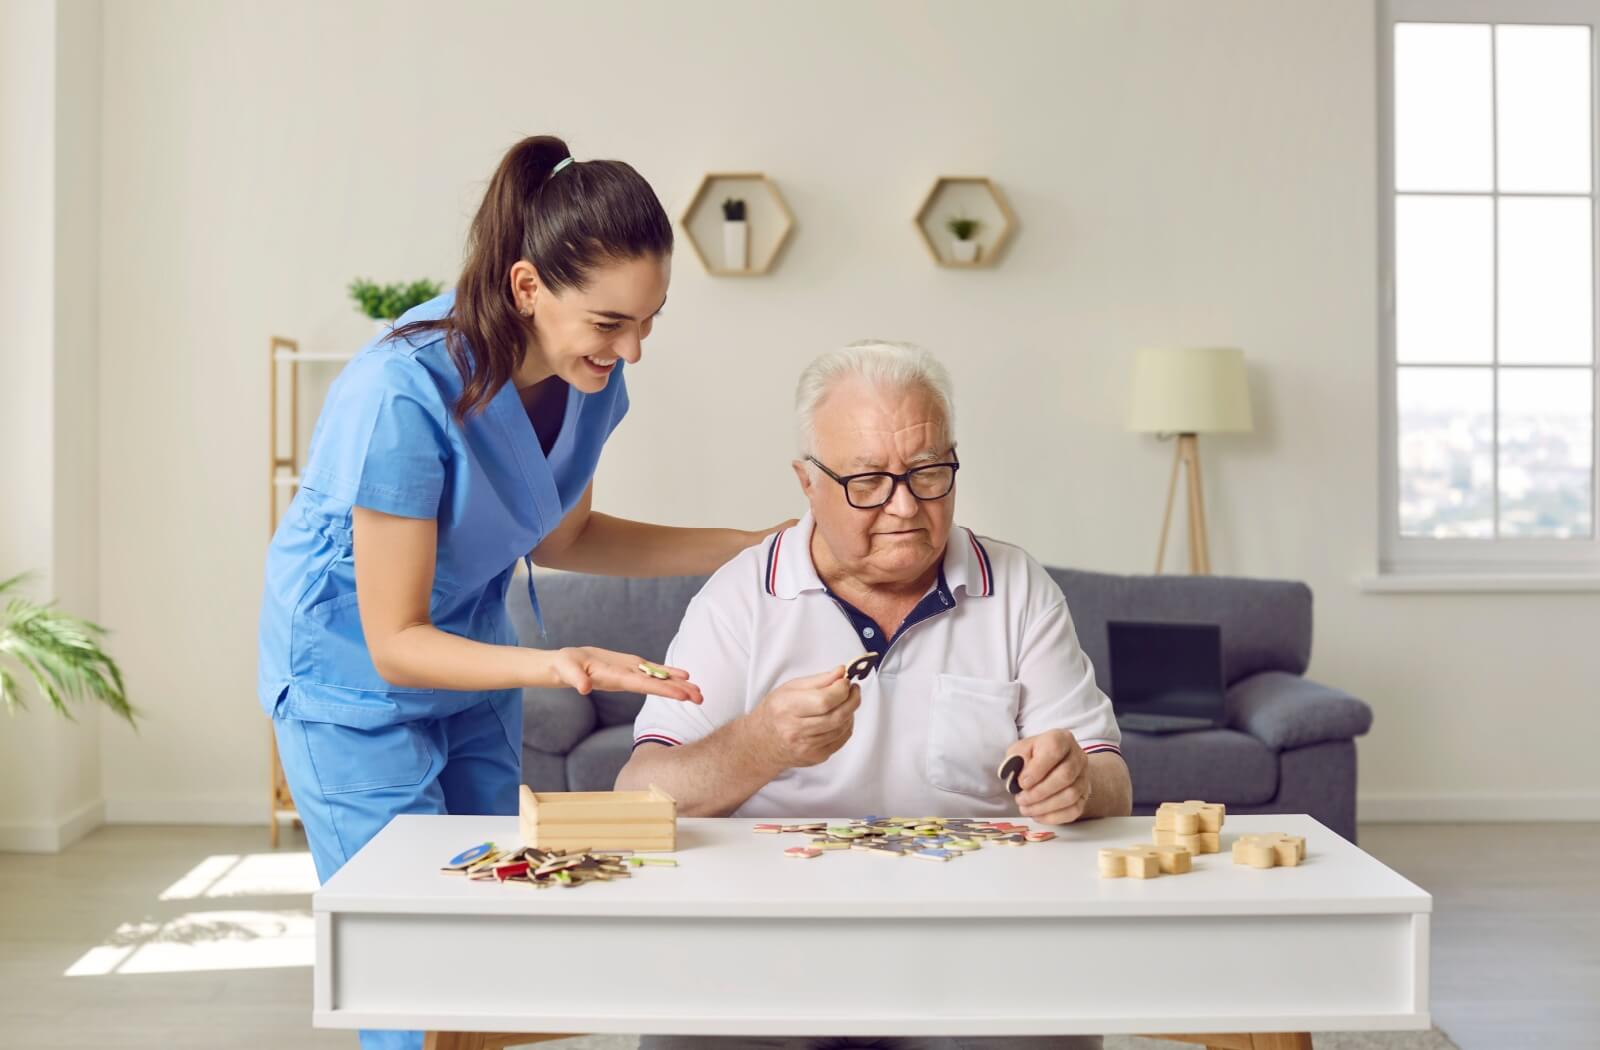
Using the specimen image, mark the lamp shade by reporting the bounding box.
[1127,347,1254,434]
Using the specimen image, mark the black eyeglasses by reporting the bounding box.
[806,453,961,510]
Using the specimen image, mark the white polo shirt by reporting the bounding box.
[632,513,1121,818]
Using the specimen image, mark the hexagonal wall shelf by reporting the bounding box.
[914,176,1016,268]
[681,172,795,276]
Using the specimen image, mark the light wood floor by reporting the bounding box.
[0,822,1593,1049]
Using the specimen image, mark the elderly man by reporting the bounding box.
[619,342,1125,1047]
[621,339,1128,819]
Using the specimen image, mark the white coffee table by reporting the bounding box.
[313,814,1430,1050]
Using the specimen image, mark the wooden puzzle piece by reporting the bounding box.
[1153,800,1226,854]
[1231,832,1307,869]
[846,652,881,681]
[996,754,1025,795]
[1099,844,1193,878]
[1155,800,1226,834]
[1153,828,1221,854]
[1098,846,1162,878]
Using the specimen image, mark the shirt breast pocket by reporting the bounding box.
[925,673,1020,799]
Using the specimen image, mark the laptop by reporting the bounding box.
[1106,620,1226,733]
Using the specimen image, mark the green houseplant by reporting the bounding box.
[0,573,134,726]
[945,215,981,263]
[347,278,445,323]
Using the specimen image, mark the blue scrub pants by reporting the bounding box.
[274,693,522,1050]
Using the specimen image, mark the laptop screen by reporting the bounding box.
[1106,620,1226,720]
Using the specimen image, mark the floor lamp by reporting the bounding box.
[1128,347,1254,575]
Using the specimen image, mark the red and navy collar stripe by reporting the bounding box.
[764,527,787,596]
[965,528,993,597]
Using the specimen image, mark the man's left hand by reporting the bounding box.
[1007,729,1092,825]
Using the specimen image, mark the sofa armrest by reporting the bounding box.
[520,686,598,756]
[1226,671,1373,752]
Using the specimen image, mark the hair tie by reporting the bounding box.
[551,156,576,176]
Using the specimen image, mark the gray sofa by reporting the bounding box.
[511,568,1373,842]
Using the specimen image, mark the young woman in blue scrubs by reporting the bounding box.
[258,136,784,1047]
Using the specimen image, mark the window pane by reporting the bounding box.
[1499,196,1594,364]
[1498,368,1594,538]
[1396,195,1494,363]
[1496,25,1592,194]
[1395,23,1493,192]
[1399,367,1494,537]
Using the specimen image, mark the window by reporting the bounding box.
[1381,1,1600,573]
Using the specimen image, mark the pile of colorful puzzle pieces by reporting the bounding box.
[1098,800,1309,878]
[439,841,677,888]
[755,816,1056,861]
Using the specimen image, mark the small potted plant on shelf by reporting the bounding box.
[946,215,981,264]
[348,278,445,334]
[721,197,748,271]
[1,573,134,728]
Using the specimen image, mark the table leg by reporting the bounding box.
[423,1035,577,1050]
[1143,1035,1313,1050]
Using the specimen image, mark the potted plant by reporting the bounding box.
[946,215,981,263]
[1,573,134,727]
[348,278,445,335]
[721,198,748,271]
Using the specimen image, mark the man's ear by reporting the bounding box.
[791,459,814,497]
[509,260,541,317]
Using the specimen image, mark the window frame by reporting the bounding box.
[1379,0,1600,573]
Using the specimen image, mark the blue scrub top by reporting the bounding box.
[257,291,628,728]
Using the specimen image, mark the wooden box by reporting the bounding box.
[518,784,677,853]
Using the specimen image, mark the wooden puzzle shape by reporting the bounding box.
[1153,800,1226,854]
[1232,832,1307,869]
[1098,844,1193,878]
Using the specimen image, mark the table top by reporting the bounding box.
[316,813,1431,920]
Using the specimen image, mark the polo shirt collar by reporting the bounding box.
[764,513,996,600]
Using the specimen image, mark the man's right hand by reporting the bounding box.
[751,665,860,769]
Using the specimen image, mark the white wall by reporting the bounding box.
[91,0,1600,826]
[0,0,104,851]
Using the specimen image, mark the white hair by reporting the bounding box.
[794,340,957,457]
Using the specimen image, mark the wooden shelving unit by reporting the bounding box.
[267,335,355,846]
[680,171,796,276]
[913,176,1017,268]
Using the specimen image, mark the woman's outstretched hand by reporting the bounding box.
[546,646,704,704]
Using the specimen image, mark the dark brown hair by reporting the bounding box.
[392,135,673,420]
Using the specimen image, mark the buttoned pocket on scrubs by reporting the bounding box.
[303,591,434,695]
[301,719,435,795]
[925,674,1021,798]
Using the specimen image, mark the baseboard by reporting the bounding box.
[1361,792,1600,822]
[104,796,265,826]
[0,798,105,853]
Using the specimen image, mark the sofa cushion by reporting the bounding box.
[513,571,710,746]
[1045,567,1312,692]
[521,685,596,756]
[520,744,569,793]
[566,723,636,792]
[1228,671,1374,751]
[1119,728,1279,806]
